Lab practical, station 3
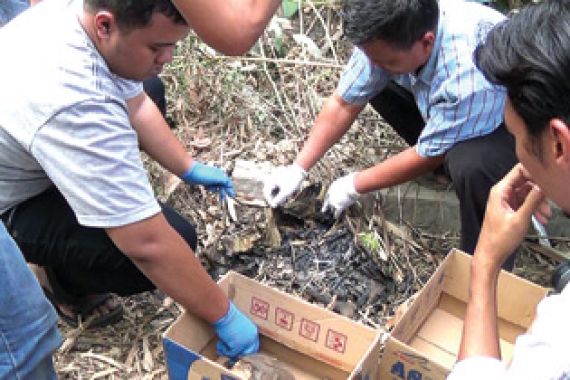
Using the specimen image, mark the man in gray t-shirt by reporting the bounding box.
[0,0,258,359]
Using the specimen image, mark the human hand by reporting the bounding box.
[214,302,259,359]
[182,162,235,199]
[322,172,361,218]
[263,163,307,208]
[475,164,546,269]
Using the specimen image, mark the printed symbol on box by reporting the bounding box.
[275,307,294,331]
[250,297,269,320]
[325,329,347,354]
[299,318,320,342]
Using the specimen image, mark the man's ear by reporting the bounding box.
[549,118,570,165]
[420,31,435,50]
[93,11,115,39]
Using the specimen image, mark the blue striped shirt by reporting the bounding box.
[337,0,507,157]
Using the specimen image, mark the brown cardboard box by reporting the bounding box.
[163,271,381,380]
[379,249,548,380]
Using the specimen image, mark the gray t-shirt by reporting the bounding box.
[0,0,161,227]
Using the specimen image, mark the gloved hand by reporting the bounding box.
[263,163,307,207]
[322,172,361,218]
[182,161,235,199]
[214,302,259,359]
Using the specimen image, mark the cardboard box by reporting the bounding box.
[163,271,381,380]
[379,249,549,380]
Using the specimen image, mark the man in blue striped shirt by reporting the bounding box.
[264,0,518,266]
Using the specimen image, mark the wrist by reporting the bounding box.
[350,172,363,196]
[181,161,198,183]
[213,301,234,327]
[472,248,503,280]
[292,161,309,176]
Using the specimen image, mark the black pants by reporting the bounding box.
[144,76,167,117]
[1,187,197,298]
[370,82,518,269]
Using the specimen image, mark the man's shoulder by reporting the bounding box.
[433,1,505,76]
[439,0,505,43]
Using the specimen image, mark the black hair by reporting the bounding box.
[475,0,570,155]
[84,0,186,31]
[342,0,439,49]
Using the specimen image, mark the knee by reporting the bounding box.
[446,148,489,190]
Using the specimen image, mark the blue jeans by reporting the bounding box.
[0,0,28,27]
[0,223,61,380]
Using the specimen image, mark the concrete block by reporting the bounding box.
[377,180,570,241]
[232,160,273,203]
[378,181,460,234]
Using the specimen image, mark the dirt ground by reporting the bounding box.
[52,4,558,378]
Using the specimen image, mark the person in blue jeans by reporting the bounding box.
[0,0,28,26]
[0,223,61,380]
[1,2,60,379]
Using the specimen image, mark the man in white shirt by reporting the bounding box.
[448,1,570,378]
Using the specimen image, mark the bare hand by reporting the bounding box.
[475,164,546,269]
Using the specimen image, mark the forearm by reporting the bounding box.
[457,164,547,361]
[128,93,192,177]
[131,236,228,323]
[173,0,281,55]
[458,256,501,360]
[296,93,364,171]
[107,215,228,323]
[354,147,444,193]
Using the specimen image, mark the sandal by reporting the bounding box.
[42,267,123,328]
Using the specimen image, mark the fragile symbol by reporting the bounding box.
[299,318,320,342]
[275,307,294,331]
[250,297,269,320]
[325,329,347,354]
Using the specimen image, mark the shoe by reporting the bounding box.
[42,268,123,328]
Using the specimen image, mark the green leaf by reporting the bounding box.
[274,35,285,57]
[282,0,299,18]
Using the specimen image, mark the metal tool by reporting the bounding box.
[531,215,551,248]
[225,196,238,222]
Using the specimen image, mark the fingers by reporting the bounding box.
[263,165,306,208]
[503,163,533,188]
[262,180,292,207]
[321,196,330,214]
[518,184,546,221]
[334,207,343,219]
[268,187,288,208]
[262,181,276,206]
[533,199,552,225]
[321,192,345,218]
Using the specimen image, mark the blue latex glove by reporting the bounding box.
[181,162,236,199]
[214,302,259,359]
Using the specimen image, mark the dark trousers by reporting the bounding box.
[370,82,518,269]
[1,187,197,298]
[143,76,167,117]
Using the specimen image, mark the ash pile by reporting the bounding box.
[177,181,449,329]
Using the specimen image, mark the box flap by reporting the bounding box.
[392,251,450,341]
[443,250,547,327]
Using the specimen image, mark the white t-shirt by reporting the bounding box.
[0,0,160,227]
[448,284,570,380]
